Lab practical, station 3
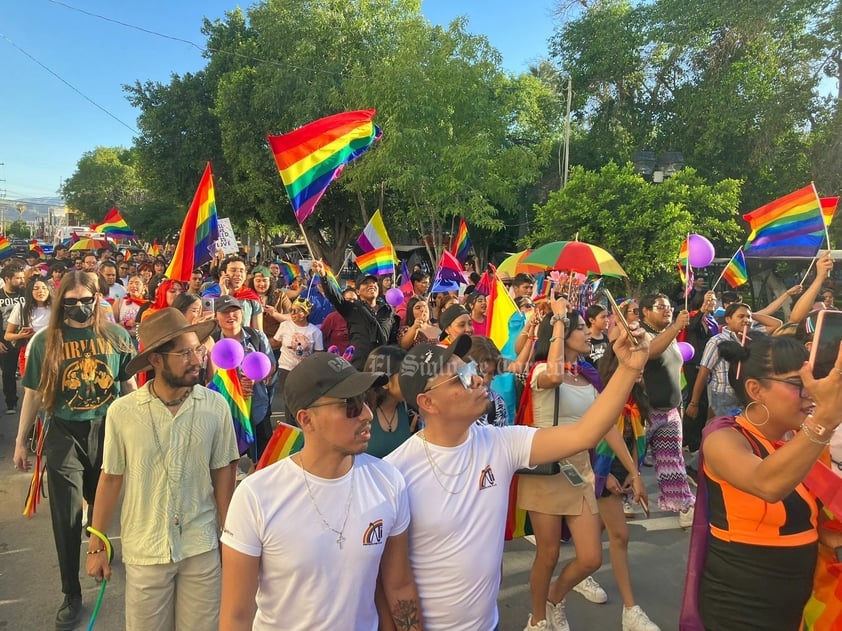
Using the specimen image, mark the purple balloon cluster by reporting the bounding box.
[211,338,272,380]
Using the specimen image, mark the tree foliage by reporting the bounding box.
[60,147,143,224]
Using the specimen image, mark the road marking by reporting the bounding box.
[0,548,31,556]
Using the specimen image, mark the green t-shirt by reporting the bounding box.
[366,403,413,459]
[23,324,135,421]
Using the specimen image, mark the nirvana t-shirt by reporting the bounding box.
[23,324,134,421]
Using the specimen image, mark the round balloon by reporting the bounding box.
[385,287,405,307]
[687,234,715,268]
[211,338,244,370]
[677,341,695,362]
[241,351,272,381]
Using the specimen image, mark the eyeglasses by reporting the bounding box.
[289,309,305,315]
[308,393,368,418]
[761,377,809,399]
[160,346,208,362]
[652,304,673,311]
[62,296,96,307]
[628,308,640,315]
[424,361,480,393]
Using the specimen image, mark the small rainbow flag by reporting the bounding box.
[317,262,343,295]
[821,197,839,227]
[743,184,825,258]
[148,240,161,256]
[166,163,220,282]
[208,367,253,454]
[256,422,304,470]
[356,246,394,276]
[268,110,381,224]
[91,207,135,238]
[29,240,45,259]
[0,236,13,260]
[451,218,473,262]
[722,248,749,288]
[277,260,300,285]
[123,249,132,261]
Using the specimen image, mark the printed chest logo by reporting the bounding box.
[479,465,496,490]
[61,353,116,410]
[363,519,384,546]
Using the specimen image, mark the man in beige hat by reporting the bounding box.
[86,307,239,631]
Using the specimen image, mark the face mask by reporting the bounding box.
[65,303,95,323]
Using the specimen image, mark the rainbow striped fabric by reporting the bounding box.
[821,197,839,226]
[356,246,394,276]
[277,260,301,285]
[317,262,343,295]
[451,218,472,262]
[722,248,749,288]
[743,184,825,257]
[166,163,220,281]
[208,367,253,455]
[268,110,381,224]
[148,240,161,256]
[91,207,135,238]
[29,240,45,259]
[256,422,304,470]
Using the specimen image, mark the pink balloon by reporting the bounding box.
[677,341,695,362]
[242,351,272,381]
[687,234,715,268]
[211,338,244,370]
[385,287,404,307]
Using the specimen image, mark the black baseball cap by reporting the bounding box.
[356,274,379,288]
[285,353,388,420]
[214,295,243,313]
[399,334,472,412]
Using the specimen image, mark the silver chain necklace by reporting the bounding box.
[420,430,475,495]
[299,454,356,549]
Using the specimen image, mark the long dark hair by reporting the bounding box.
[598,344,650,418]
[364,345,406,408]
[533,310,584,362]
[20,275,51,328]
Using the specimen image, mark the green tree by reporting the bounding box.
[60,147,144,223]
[6,220,30,239]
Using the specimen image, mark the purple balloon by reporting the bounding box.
[385,287,404,307]
[677,341,695,362]
[242,351,272,381]
[211,338,244,370]
[687,234,715,268]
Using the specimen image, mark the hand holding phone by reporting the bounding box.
[603,289,638,346]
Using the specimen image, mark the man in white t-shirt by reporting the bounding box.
[386,301,649,631]
[220,352,422,631]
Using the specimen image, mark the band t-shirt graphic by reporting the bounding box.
[23,325,134,420]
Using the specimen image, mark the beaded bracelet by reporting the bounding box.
[86,548,106,555]
[800,422,831,445]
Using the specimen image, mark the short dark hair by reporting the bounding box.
[2,263,24,280]
[98,261,117,273]
[640,293,670,311]
[585,304,607,326]
[410,271,430,284]
[512,273,535,287]
[724,302,749,319]
[721,291,741,305]
[223,256,246,272]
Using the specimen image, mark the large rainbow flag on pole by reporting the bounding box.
[743,184,825,258]
[91,207,135,238]
[451,218,473,262]
[165,163,220,282]
[208,368,253,455]
[268,110,382,224]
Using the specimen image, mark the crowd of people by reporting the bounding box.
[6,243,842,631]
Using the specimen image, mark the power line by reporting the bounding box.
[0,32,139,135]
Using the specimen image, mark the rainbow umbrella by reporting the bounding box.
[523,240,627,278]
[69,238,112,251]
[496,250,546,277]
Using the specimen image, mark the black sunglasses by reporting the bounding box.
[62,296,96,307]
[308,393,367,418]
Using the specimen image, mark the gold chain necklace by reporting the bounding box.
[299,454,356,549]
[420,430,475,495]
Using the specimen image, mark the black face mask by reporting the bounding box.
[65,303,95,323]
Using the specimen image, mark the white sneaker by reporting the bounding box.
[524,615,550,631]
[572,575,608,604]
[679,506,694,529]
[622,605,661,631]
[546,599,570,631]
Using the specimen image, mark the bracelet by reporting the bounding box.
[86,548,106,555]
[550,314,569,327]
[800,422,832,445]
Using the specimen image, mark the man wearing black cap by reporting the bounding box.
[220,352,422,630]
[311,260,399,369]
[385,323,650,631]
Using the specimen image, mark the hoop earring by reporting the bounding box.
[744,401,770,427]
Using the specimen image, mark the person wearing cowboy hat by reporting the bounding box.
[84,307,239,631]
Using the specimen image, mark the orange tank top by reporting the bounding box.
[703,416,818,547]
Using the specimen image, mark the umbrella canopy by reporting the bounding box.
[523,240,627,278]
[69,238,112,252]
[496,250,545,278]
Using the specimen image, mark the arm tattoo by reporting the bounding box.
[392,599,421,630]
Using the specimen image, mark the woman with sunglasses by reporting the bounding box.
[364,346,416,458]
[273,298,323,417]
[683,334,842,631]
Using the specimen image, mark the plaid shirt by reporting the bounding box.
[699,328,739,394]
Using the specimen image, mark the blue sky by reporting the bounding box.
[0,0,558,200]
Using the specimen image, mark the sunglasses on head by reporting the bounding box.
[62,296,96,307]
[424,360,479,393]
[308,393,367,418]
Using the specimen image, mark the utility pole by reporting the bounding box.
[562,75,572,188]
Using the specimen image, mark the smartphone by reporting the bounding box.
[559,461,586,487]
[603,288,638,346]
[202,297,215,315]
[809,310,842,378]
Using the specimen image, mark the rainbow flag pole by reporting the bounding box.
[711,248,745,291]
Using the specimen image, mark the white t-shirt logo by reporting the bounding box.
[479,465,496,490]
[363,519,384,545]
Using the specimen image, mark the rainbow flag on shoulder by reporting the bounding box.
[743,184,825,258]
[208,367,253,455]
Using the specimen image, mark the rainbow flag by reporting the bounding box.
[256,422,304,470]
[148,240,161,256]
[277,260,300,285]
[357,209,393,253]
[0,236,13,261]
[451,218,473,262]
[722,248,749,288]
[743,184,825,258]
[91,207,135,238]
[208,367,253,454]
[356,246,394,276]
[487,272,518,351]
[821,197,839,227]
[165,163,220,281]
[123,249,132,261]
[29,240,45,259]
[316,262,343,295]
[267,110,381,224]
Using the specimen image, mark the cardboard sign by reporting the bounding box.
[216,218,239,255]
